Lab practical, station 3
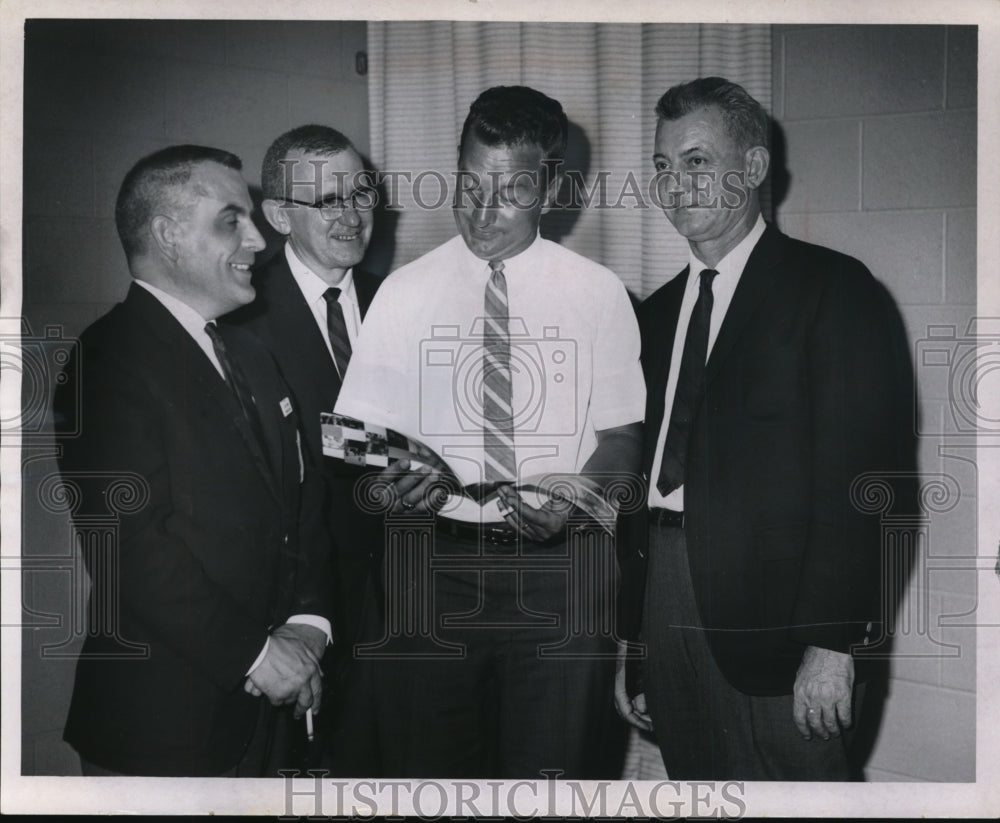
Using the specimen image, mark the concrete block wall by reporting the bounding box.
[772,24,978,781]
[20,18,369,775]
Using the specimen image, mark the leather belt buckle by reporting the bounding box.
[649,507,684,528]
[482,523,518,546]
[437,517,519,546]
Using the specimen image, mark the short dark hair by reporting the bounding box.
[261,125,356,200]
[459,85,568,172]
[655,76,769,153]
[115,144,242,262]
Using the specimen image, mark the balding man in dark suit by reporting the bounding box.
[56,145,331,776]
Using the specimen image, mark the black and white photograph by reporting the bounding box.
[1,0,998,816]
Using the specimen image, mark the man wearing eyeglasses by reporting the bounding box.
[226,125,382,769]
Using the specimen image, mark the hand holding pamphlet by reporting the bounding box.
[321,412,618,532]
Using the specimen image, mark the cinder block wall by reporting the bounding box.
[772,24,977,781]
[20,19,370,775]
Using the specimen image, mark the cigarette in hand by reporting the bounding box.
[306,707,314,742]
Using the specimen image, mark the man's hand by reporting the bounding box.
[244,633,322,719]
[377,458,449,515]
[271,621,328,662]
[792,645,854,740]
[496,484,571,542]
[613,641,653,732]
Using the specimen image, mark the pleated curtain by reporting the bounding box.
[368,22,771,299]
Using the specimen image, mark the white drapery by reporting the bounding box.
[368,22,771,299]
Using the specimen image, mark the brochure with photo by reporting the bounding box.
[321,412,618,531]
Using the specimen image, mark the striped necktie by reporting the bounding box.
[323,287,352,380]
[483,260,516,483]
[204,322,269,462]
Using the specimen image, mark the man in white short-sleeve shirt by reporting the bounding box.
[335,85,645,778]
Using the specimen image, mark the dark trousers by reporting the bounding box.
[642,524,861,781]
[319,573,382,776]
[331,529,624,779]
[79,700,278,777]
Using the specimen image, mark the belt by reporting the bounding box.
[436,516,519,546]
[648,507,685,528]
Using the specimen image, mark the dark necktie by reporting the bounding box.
[483,260,516,482]
[204,322,268,458]
[322,287,352,380]
[656,268,719,497]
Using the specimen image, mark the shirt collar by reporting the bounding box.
[134,278,219,333]
[686,214,766,283]
[285,243,356,304]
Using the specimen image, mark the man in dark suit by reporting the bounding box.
[55,145,332,777]
[614,77,900,780]
[227,125,381,664]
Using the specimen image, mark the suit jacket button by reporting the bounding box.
[863,637,870,645]
[283,534,289,545]
[866,621,873,632]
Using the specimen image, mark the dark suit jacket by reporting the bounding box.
[56,284,332,776]
[631,224,900,696]
[225,249,382,647]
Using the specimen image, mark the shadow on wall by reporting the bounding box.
[845,283,922,778]
[248,184,284,264]
[359,151,400,279]
[541,119,590,246]
[770,117,923,779]
[764,117,791,221]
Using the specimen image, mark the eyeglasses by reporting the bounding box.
[281,187,377,219]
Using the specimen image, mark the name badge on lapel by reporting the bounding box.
[280,397,293,418]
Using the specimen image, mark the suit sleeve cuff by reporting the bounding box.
[246,636,270,677]
[245,614,333,678]
[286,614,334,646]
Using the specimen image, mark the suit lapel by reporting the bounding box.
[127,285,282,504]
[201,363,283,504]
[642,266,689,476]
[705,225,786,386]
[225,331,287,500]
[267,257,343,400]
[354,268,381,319]
[649,266,689,399]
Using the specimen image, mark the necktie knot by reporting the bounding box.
[488,261,506,293]
[203,322,228,374]
[323,287,342,304]
[699,268,719,290]
[204,322,237,391]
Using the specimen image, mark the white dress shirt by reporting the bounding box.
[285,244,362,378]
[134,278,332,669]
[647,214,767,510]
[336,233,646,522]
